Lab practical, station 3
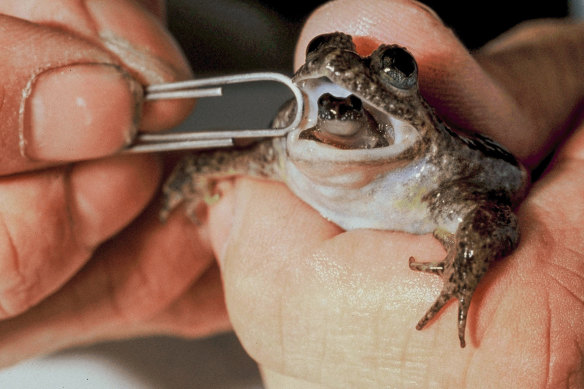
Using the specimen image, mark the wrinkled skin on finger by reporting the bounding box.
[214,0,584,387]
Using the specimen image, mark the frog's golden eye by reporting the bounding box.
[370,45,418,90]
[306,32,356,58]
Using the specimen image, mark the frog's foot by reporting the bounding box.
[410,258,473,348]
[416,289,471,348]
[409,203,520,347]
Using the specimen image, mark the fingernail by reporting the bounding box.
[20,63,143,161]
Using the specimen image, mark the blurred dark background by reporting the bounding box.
[167,0,570,75]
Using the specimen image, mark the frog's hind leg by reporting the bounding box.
[160,140,282,221]
[409,202,519,348]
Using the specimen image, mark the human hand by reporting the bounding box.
[0,0,230,366]
[211,1,584,387]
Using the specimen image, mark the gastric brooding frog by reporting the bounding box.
[161,32,528,348]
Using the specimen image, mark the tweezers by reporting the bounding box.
[125,72,304,153]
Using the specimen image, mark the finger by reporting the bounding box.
[475,20,584,167]
[0,15,135,173]
[0,205,228,368]
[0,0,190,86]
[0,154,160,320]
[293,0,581,168]
[0,1,193,174]
[83,0,194,131]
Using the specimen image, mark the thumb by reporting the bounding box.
[0,0,193,174]
[0,14,139,173]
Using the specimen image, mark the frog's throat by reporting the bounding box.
[290,77,420,163]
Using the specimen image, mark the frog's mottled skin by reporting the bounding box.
[162,33,528,348]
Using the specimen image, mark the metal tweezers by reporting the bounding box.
[125,72,304,153]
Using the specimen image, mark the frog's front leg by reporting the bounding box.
[161,139,283,221]
[409,202,519,347]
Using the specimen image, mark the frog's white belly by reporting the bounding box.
[284,157,457,235]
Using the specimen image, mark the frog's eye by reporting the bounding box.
[306,32,356,57]
[370,45,418,89]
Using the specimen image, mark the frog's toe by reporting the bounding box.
[415,288,470,348]
[415,290,452,331]
[432,229,456,251]
[456,294,471,348]
[408,256,445,275]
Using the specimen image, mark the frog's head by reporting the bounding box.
[288,32,430,165]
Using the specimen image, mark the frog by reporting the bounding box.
[161,32,528,348]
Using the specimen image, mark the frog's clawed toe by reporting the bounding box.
[408,256,445,275]
[413,286,470,348]
[414,291,451,330]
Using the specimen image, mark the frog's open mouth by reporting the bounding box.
[287,77,420,164]
[292,77,415,154]
[298,93,392,149]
